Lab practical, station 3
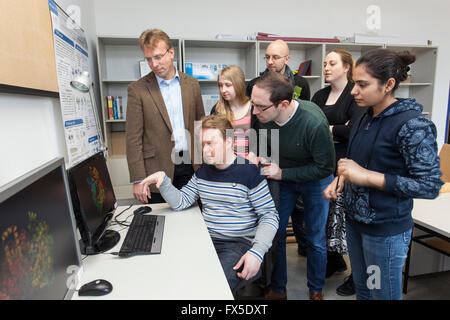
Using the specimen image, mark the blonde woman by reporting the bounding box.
[210,65,257,159]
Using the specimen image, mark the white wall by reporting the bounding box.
[93,0,450,148]
[0,0,98,187]
[0,93,66,186]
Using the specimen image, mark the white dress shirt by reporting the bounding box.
[155,70,189,152]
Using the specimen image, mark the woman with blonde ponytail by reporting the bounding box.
[211,65,257,158]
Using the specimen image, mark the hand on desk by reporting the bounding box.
[233,252,261,281]
[136,171,166,203]
[133,182,148,204]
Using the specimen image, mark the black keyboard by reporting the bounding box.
[118,214,165,257]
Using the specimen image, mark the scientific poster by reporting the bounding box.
[48,0,100,168]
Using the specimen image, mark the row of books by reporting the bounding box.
[105,96,124,120]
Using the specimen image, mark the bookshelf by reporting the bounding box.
[182,39,257,80]
[96,36,438,199]
[182,39,257,114]
[385,45,437,118]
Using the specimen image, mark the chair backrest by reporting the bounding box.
[439,144,450,182]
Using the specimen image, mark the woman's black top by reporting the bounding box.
[312,81,367,162]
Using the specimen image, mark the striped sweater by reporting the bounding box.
[158,157,279,262]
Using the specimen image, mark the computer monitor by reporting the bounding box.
[67,152,120,255]
[0,157,82,300]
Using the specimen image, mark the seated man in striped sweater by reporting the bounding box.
[139,114,279,294]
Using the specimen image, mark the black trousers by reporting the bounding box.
[148,152,194,204]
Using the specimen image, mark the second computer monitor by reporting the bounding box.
[68,152,119,255]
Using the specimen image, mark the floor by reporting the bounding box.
[286,242,450,300]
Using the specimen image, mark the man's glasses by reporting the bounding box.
[264,55,288,61]
[145,48,169,63]
[251,101,277,112]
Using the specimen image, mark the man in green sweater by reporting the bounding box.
[251,71,335,300]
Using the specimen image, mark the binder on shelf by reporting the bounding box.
[116,96,123,119]
[185,62,227,80]
[113,98,118,119]
[106,96,114,120]
[298,60,311,76]
[202,94,220,115]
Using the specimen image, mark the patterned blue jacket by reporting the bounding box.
[345,98,443,236]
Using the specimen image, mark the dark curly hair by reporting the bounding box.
[355,49,416,93]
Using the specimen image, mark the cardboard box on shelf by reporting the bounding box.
[184,62,226,80]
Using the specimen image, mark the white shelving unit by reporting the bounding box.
[182,39,257,115]
[182,39,257,108]
[385,45,437,118]
[258,41,324,96]
[96,36,438,199]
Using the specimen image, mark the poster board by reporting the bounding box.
[48,0,102,168]
[0,0,59,93]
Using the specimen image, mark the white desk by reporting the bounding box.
[412,193,450,239]
[403,193,450,293]
[73,203,233,300]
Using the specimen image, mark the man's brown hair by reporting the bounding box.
[201,114,233,140]
[139,28,173,50]
[254,71,294,104]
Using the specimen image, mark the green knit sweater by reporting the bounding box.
[258,99,335,182]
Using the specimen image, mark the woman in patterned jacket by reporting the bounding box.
[323,48,443,300]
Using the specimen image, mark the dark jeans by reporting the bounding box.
[270,175,333,294]
[269,179,307,252]
[212,238,262,294]
[292,196,307,251]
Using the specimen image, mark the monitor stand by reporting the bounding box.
[80,230,120,255]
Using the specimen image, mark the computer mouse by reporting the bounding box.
[78,279,113,296]
[134,205,152,215]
